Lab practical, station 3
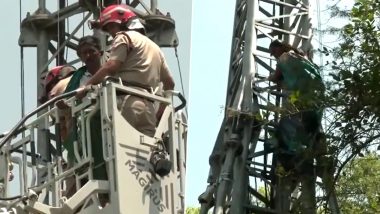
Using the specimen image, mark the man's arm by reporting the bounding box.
[75,60,122,99]
[85,60,122,86]
[268,67,282,84]
[85,42,128,86]
[160,58,175,90]
[76,42,127,99]
[161,72,175,91]
[156,57,175,121]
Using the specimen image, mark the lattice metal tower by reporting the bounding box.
[0,1,187,213]
[198,0,340,213]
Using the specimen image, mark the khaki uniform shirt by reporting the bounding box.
[48,77,72,99]
[108,31,171,90]
[48,76,72,140]
[108,31,172,137]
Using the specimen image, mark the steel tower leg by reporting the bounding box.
[228,0,257,211]
[36,0,50,188]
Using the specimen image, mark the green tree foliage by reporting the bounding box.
[310,0,380,211]
[335,153,380,213]
[321,0,380,181]
[185,207,200,214]
[328,0,380,118]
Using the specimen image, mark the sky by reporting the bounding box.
[0,0,355,210]
[186,0,234,207]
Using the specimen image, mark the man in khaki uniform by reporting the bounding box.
[78,4,175,137]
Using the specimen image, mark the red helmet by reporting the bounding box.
[99,4,136,30]
[39,65,75,103]
[97,4,145,32]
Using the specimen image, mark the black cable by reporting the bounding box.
[174,47,188,115]
[66,0,70,61]
[174,47,186,99]
[57,1,60,65]
[0,195,23,201]
[20,48,25,136]
[19,0,25,139]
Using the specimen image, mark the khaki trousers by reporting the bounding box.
[117,95,156,137]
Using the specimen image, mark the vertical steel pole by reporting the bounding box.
[36,0,50,187]
[229,0,257,213]
[150,0,157,13]
[58,0,66,65]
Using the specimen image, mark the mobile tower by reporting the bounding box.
[0,1,187,213]
[198,1,339,213]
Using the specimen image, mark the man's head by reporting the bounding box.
[269,40,305,59]
[40,65,75,103]
[269,40,286,59]
[77,36,102,65]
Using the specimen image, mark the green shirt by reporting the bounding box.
[62,66,107,179]
[64,66,87,93]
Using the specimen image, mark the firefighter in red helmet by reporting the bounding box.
[78,4,175,137]
[90,4,146,35]
[39,65,75,103]
[39,65,76,147]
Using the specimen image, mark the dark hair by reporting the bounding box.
[77,36,101,54]
[269,39,304,56]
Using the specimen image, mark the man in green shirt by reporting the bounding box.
[63,36,106,197]
[268,40,325,158]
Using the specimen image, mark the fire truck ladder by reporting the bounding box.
[0,1,187,213]
[198,0,340,213]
